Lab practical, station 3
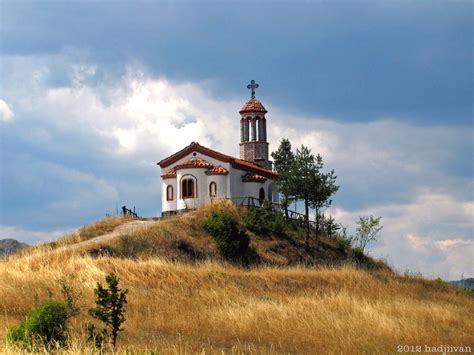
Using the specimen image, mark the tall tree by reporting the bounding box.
[309,154,339,236]
[271,138,295,218]
[290,145,318,247]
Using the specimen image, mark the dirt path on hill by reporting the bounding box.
[58,220,160,252]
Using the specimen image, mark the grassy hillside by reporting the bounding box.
[1,203,473,353]
[69,201,387,269]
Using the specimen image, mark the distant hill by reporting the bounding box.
[0,238,28,256]
[450,278,474,290]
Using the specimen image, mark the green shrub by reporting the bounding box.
[245,206,271,236]
[351,247,375,268]
[7,300,71,346]
[202,209,250,260]
[351,247,365,261]
[245,203,287,238]
[6,323,26,344]
[89,273,128,351]
[335,236,352,255]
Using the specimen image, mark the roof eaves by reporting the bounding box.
[157,142,233,168]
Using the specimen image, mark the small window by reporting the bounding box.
[209,182,217,198]
[259,187,265,202]
[166,185,173,201]
[181,178,195,199]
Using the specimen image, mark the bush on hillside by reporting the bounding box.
[245,203,287,238]
[335,236,352,255]
[351,247,376,269]
[202,209,250,260]
[89,273,128,351]
[7,300,71,347]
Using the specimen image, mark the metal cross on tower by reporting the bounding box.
[247,80,259,99]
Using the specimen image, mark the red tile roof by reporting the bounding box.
[206,165,229,176]
[157,142,278,180]
[161,168,177,179]
[162,158,229,178]
[158,142,231,167]
[242,172,267,183]
[174,157,214,170]
[239,99,267,114]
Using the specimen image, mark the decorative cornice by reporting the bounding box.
[242,172,267,183]
[161,168,177,179]
[205,165,229,176]
[174,157,214,170]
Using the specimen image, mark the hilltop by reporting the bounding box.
[21,201,386,269]
[1,202,472,353]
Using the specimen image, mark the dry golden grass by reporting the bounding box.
[59,215,134,245]
[1,248,473,354]
[1,205,472,353]
[12,216,134,259]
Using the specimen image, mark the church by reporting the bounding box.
[157,80,279,216]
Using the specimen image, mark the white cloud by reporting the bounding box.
[328,189,473,280]
[435,238,473,251]
[0,99,14,121]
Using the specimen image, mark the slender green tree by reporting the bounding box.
[290,145,318,247]
[321,215,340,239]
[89,273,128,351]
[308,154,339,236]
[271,139,339,248]
[271,138,295,218]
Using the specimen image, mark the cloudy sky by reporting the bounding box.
[0,1,472,279]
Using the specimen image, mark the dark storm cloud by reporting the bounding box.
[1,1,472,124]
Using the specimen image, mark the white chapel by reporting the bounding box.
[158,80,279,216]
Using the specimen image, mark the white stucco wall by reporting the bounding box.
[161,179,177,212]
[207,174,228,199]
[176,168,208,210]
[230,168,278,203]
[160,150,278,214]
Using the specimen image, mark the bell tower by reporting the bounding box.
[239,80,272,170]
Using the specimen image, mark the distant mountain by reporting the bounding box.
[0,239,28,256]
[450,278,474,290]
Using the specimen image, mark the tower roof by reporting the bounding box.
[239,98,267,114]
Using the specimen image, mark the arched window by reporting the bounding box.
[181,178,195,199]
[259,187,265,202]
[166,185,173,201]
[209,182,217,198]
